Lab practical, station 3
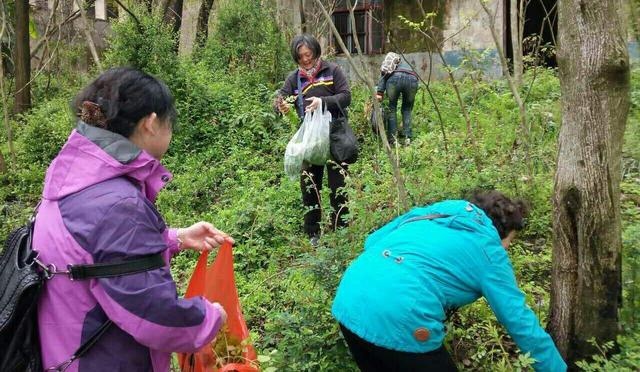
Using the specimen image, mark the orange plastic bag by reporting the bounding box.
[178,242,258,372]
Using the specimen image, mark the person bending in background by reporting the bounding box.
[332,190,566,371]
[376,53,419,146]
[35,67,232,371]
[275,34,355,246]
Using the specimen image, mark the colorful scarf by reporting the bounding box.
[299,59,322,79]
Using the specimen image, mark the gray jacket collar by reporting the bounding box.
[76,121,141,164]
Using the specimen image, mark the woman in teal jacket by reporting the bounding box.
[332,190,566,371]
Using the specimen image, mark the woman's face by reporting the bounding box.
[150,117,173,160]
[297,44,316,70]
[131,113,173,160]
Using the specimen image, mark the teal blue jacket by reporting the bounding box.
[332,200,566,371]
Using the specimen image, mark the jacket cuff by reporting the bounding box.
[164,228,181,256]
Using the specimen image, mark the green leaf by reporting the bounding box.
[257,354,271,363]
[29,14,38,39]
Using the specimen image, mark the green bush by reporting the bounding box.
[200,0,292,84]
[1,6,638,370]
[104,8,179,84]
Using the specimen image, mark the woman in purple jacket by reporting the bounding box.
[34,68,231,371]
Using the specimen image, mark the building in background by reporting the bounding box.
[277,0,559,82]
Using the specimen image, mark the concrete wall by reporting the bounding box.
[334,0,505,82]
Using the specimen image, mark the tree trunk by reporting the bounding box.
[0,3,15,166]
[0,149,5,173]
[178,0,204,56]
[165,0,184,35]
[510,0,522,86]
[14,0,31,114]
[0,29,15,166]
[196,0,215,46]
[549,0,630,367]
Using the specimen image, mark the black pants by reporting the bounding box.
[300,162,349,237]
[340,324,458,372]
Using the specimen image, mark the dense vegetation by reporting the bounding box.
[1,3,638,371]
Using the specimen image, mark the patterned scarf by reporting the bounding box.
[299,59,322,79]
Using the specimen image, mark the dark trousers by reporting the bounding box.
[340,324,458,372]
[386,72,419,141]
[300,162,349,237]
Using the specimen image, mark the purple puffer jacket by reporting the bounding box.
[34,122,224,372]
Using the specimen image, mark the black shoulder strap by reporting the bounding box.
[45,254,165,371]
[68,253,165,281]
[48,319,114,371]
[296,70,304,118]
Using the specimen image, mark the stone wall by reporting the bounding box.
[334,0,505,82]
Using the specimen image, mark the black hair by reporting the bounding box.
[72,67,177,138]
[290,34,322,64]
[468,190,529,239]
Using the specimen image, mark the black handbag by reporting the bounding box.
[330,116,359,164]
[0,224,42,372]
[0,213,165,372]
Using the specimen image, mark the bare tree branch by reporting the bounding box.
[30,9,80,58]
[407,21,482,170]
[113,0,144,34]
[73,0,103,71]
[510,0,523,85]
[32,0,60,63]
[523,1,557,104]
[313,0,409,210]
[479,0,532,180]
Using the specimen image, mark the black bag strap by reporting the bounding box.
[296,70,304,118]
[47,320,114,371]
[25,202,166,371]
[44,254,165,371]
[67,253,165,281]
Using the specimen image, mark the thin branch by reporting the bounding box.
[523,1,556,104]
[313,0,409,210]
[479,0,533,180]
[347,0,370,77]
[113,0,144,34]
[418,27,482,168]
[441,10,482,46]
[33,0,60,63]
[538,0,556,46]
[30,9,80,58]
[73,0,103,71]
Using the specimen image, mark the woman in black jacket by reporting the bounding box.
[275,34,355,246]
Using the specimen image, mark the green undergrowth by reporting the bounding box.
[1,6,639,371]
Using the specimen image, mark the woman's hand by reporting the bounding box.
[305,97,322,113]
[212,302,227,324]
[275,95,291,114]
[278,100,290,114]
[177,222,234,252]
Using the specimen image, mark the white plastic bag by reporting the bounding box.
[284,124,306,181]
[283,105,331,180]
[303,106,331,166]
